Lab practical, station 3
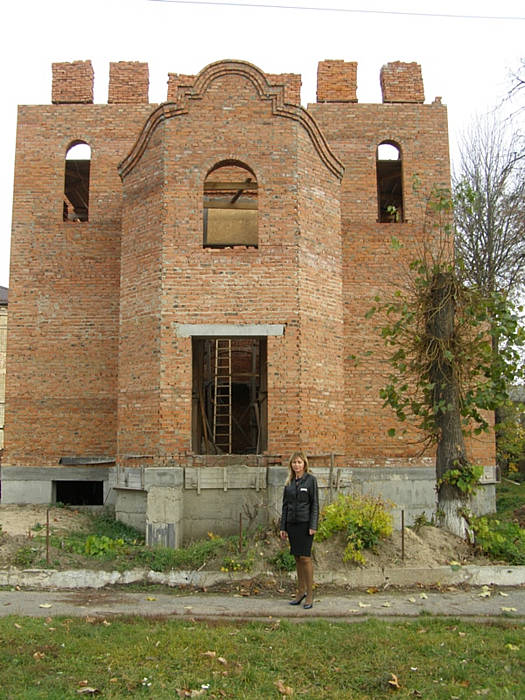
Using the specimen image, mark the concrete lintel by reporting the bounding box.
[0,466,113,481]
[175,323,285,337]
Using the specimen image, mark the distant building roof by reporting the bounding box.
[0,286,8,306]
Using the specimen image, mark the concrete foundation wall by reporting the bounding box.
[0,466,115,505]
[3,464,497,545]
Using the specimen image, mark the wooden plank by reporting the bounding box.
[204,181,258,191]
[204,199,257,210]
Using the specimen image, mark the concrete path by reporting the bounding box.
[1,587,524,621]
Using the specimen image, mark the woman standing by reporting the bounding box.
[280,451,319,609]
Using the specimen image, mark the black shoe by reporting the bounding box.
[303,601,313,609]
[289,593,306,606]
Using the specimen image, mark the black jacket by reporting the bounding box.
[280,472,319,531]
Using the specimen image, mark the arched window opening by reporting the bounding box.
[203,161,258,247]
[376,141,403,223]
[63,142,91,222]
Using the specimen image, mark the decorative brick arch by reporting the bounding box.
[119,60,344,181]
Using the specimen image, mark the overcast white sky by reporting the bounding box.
[1,0,523,288]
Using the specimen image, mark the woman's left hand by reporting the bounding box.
[309,529,316,536]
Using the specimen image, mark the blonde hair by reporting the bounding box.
[285,451,309,485]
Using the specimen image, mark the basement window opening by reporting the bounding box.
[63,141,91,222]
[203,161,258,248]
[53,480,103,506]
[192,337,267,454]
[377,141,404,223]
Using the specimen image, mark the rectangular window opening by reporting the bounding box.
[192,337,268,454]
[54,480,103,506]
[203,175,258,248]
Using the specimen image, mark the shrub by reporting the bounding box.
[270,549,296,572]
[469,515,525,565]
[316,492,394,565]
[83,534,125,557]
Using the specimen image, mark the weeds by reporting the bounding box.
[316,492,393,564]
[269,548,296,572]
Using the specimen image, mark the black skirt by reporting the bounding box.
[287,522,314,557]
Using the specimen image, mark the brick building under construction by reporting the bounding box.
[1,58,496,544]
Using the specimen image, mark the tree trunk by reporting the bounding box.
[427,272,471,537]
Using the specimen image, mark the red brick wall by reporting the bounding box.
[108,61,149,104]
[380,61,425,104]
[52,61,94,104]
[317,60,357,103]
[120,65,342,460]
[5,58,495,471]
[308,97,494,466]
[4,103,152,465]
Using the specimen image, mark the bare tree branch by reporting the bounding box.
[453,114,525,300]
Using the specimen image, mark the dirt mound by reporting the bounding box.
[0,504,494,573]
[0,504,93,537]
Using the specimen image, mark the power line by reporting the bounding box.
[148,0,525,22]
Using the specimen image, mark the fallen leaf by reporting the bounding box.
[505,643,519,651]
[358,602,371,608]
[202,650,216,658]
[501,606,517,612]
[382,602,391,608]
[33,651,45,660]
[274,679,294,695]
[419,593,428,600]
[408,597,416,603]
[14,623,22,629]
[388,673,401,690]
[146,596,156,601]
[39,603,53,609]
[217,656,227,665]
[366,587,379,594]
[76,689,100,696]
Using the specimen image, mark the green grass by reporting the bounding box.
[0,616,522,699]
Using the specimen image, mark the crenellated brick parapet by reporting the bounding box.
[380,61,425,103]
[108,61,149,104]
[52,60,94,104]
[317,60,358,103]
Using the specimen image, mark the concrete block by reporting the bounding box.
[1,480,53,504]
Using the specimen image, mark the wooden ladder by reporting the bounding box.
[213,339,232,453]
